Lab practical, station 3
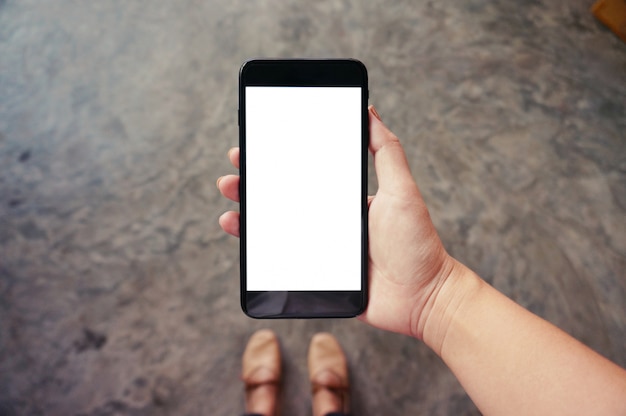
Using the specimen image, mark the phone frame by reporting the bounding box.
[238,59,369,318]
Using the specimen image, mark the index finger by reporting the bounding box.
[227,147,240,169]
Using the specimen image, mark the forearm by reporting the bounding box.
[422,260,626,415]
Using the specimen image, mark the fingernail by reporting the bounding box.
[216,176,223,188]
[369,105,382,121]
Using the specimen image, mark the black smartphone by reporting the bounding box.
[238,59,368,318]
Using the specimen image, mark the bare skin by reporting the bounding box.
[218,106,626,415]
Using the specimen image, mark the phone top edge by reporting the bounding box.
[240,59,368,87]
[240,58,367,71]
[241,58,366,64]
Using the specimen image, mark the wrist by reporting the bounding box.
[415,256,485,356]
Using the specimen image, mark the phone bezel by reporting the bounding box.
[238,59,369,318]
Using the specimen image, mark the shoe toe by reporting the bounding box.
[243,329,281,384]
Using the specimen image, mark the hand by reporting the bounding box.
[217,106,455,338]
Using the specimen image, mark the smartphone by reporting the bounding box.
[238,59,368,318]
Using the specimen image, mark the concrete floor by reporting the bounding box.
[1,0,625,414]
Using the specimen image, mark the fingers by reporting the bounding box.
[219,211,240,237]
[228,147,240,169]
[218,149,241,237]
[217,174,239,202]
[368,106,417,194]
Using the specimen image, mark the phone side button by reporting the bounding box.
[238,109,240,126]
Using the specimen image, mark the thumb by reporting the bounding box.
[368,105,416,194]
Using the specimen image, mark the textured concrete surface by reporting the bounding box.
[1,0,625,415]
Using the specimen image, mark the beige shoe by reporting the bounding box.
[308,333,350,416]
[242,329,281,416]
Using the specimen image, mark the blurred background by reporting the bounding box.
[1,0,625,415]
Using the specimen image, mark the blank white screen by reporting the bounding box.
[245,87,362,291]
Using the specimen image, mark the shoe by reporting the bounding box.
[308,333,350,416]
[242,329,281,416]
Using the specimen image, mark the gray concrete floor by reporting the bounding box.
[1,0,625,415]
